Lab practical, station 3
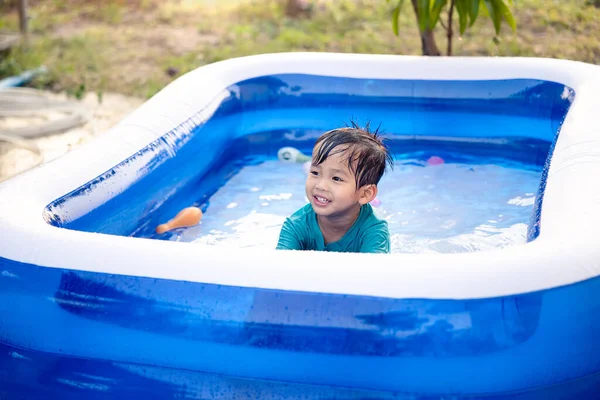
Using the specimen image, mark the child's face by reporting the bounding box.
[305,146,375,219]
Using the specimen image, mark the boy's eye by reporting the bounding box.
[332,177,343,182]
[310,170,319,176]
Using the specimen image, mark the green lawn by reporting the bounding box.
[1,0,599,99]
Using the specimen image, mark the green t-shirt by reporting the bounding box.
[276,203,390,253]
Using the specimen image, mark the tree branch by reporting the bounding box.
[447,0,455,56]
[439,17,448,32]
[18,0,28,36]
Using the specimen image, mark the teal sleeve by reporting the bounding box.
[359,223,391,254]
[276,218,303,250]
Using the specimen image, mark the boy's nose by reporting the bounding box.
[315,181,329,191]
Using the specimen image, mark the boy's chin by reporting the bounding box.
[310,203,329,213]
[310,202,359,218]
[309,202,334,215]
[310,202,363,218]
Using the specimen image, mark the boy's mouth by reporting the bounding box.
[313,195,331,206]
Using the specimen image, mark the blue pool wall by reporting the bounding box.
[43,74,574,240]
[2,254,600,398]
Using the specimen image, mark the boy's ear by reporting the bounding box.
[358,184,378,205]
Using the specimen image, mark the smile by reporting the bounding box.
[313,195,331,206]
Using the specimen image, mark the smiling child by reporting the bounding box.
[276,122,394,253]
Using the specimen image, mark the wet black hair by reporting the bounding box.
[312,120,394,189]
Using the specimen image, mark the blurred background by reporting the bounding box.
[0,0,598,181]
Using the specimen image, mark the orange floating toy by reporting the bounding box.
[155,207,203,234]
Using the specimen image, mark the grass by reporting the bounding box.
[0,0,599,99]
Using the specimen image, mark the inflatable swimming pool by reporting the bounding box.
[1,53,599,399]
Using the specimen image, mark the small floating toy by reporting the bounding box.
[277,147,311,164]
[156,207,203,234]
[278,146,312,174]
[427,156,445,166]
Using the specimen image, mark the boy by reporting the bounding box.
[276,122,394,254]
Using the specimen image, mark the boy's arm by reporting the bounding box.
[276,218,304,250]
[360,223,391,254]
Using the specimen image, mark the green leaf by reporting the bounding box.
[389,0,407,37]
[496,0,516,31]
[429,0,448,29]
[479,0,489,17]
[483,0,501,35]
[391,0,405,36]
[455,0,468,35]
[468,0,480,26]
[417,0,430,32]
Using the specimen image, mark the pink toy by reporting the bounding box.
[427,156,445,166]
[370,197,381,207]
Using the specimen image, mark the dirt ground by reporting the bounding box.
[0,1,224,182]
[0,91,143,182]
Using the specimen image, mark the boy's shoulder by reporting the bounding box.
[286,203,315,223]
[356,204,390,253]
[360,203,388,228]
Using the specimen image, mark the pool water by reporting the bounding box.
[143,142,544,254]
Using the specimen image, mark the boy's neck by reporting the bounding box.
[317,204,362,245]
